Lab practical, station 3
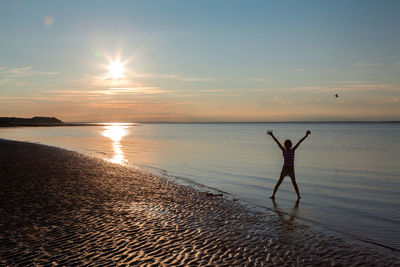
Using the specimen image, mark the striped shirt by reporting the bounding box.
[283,149,295,167]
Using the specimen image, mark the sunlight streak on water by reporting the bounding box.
[102,125,130,164]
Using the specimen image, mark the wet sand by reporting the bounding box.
[0,140,399,266]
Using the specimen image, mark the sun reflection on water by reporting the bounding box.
[102,125,130,164]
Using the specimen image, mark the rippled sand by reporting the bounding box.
[0,140,399,266]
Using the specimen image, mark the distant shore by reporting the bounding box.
[0,139,399,265]
[0,122,108,127]
[0,116,109,127]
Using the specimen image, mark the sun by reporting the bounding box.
[108,61,125,79]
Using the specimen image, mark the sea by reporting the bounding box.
[1,122,399,251]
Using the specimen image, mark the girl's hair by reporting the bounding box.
[284,139,292,149]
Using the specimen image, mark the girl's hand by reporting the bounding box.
[306,130,311,135]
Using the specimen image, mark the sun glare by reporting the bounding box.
[108,61,125,79]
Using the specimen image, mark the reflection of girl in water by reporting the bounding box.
[267,130,311,200]
[272,199,299,232]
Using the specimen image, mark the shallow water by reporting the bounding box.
[1,122,399,250]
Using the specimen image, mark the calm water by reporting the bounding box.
[1,122,399,250]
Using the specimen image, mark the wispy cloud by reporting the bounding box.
[41,90,99,95]
[100,87,171,95]
[87,100,183,109]
[264,96,323,106]
[291,67,353,75]
[130,71,213,82]
[178,77,213,82]
[367,96,400,105]
[83,74,135,88]
[353,62,379,68]
[248,77,270,82]
[0,66,61,76]
[0,66,33,74]
[42,86,172,96]
[0,95,93,103]
[338,84,394,91]
[292,82,398,92]
[172,88,244,98]
[333,81,371,84]
[37,71,62,75]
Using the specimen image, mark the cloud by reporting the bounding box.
[130,71,213,82]
[263,96,323,106]
[353,62,378,68]
[80,74,148,90]
[0,66,33,74]
[178,77,213,82]
[0,95,91,103]
[248,77,270,82]
[368,96,400,105]
[334,81,370,84]
[292,67,353,75]
[100,87,171,95]
[72,71,212,100]
[42,86,172,96]
[172,88,245,98]
[37,71,62,75]
[292,82,398,92]
[87,100,183,109]
[131,73,178,79]
[0,66,61,76]
[338,84,393,91]
[292,86,324,92]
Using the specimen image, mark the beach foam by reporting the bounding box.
[0,139,399,265]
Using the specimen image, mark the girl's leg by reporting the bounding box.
[289,173,301,199]
[270,174,285,199]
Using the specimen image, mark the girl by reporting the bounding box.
[267,130,311,200]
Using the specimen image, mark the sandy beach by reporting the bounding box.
[0,139,399,266]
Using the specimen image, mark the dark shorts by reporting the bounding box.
[280,166,295,178]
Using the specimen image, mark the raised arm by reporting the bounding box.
[266,130,284,151]
[293,130,311,150]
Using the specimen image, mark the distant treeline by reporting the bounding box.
[0,117,63,126]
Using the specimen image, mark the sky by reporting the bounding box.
[1,0,399,122]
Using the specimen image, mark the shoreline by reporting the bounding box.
[0,139,399,265]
